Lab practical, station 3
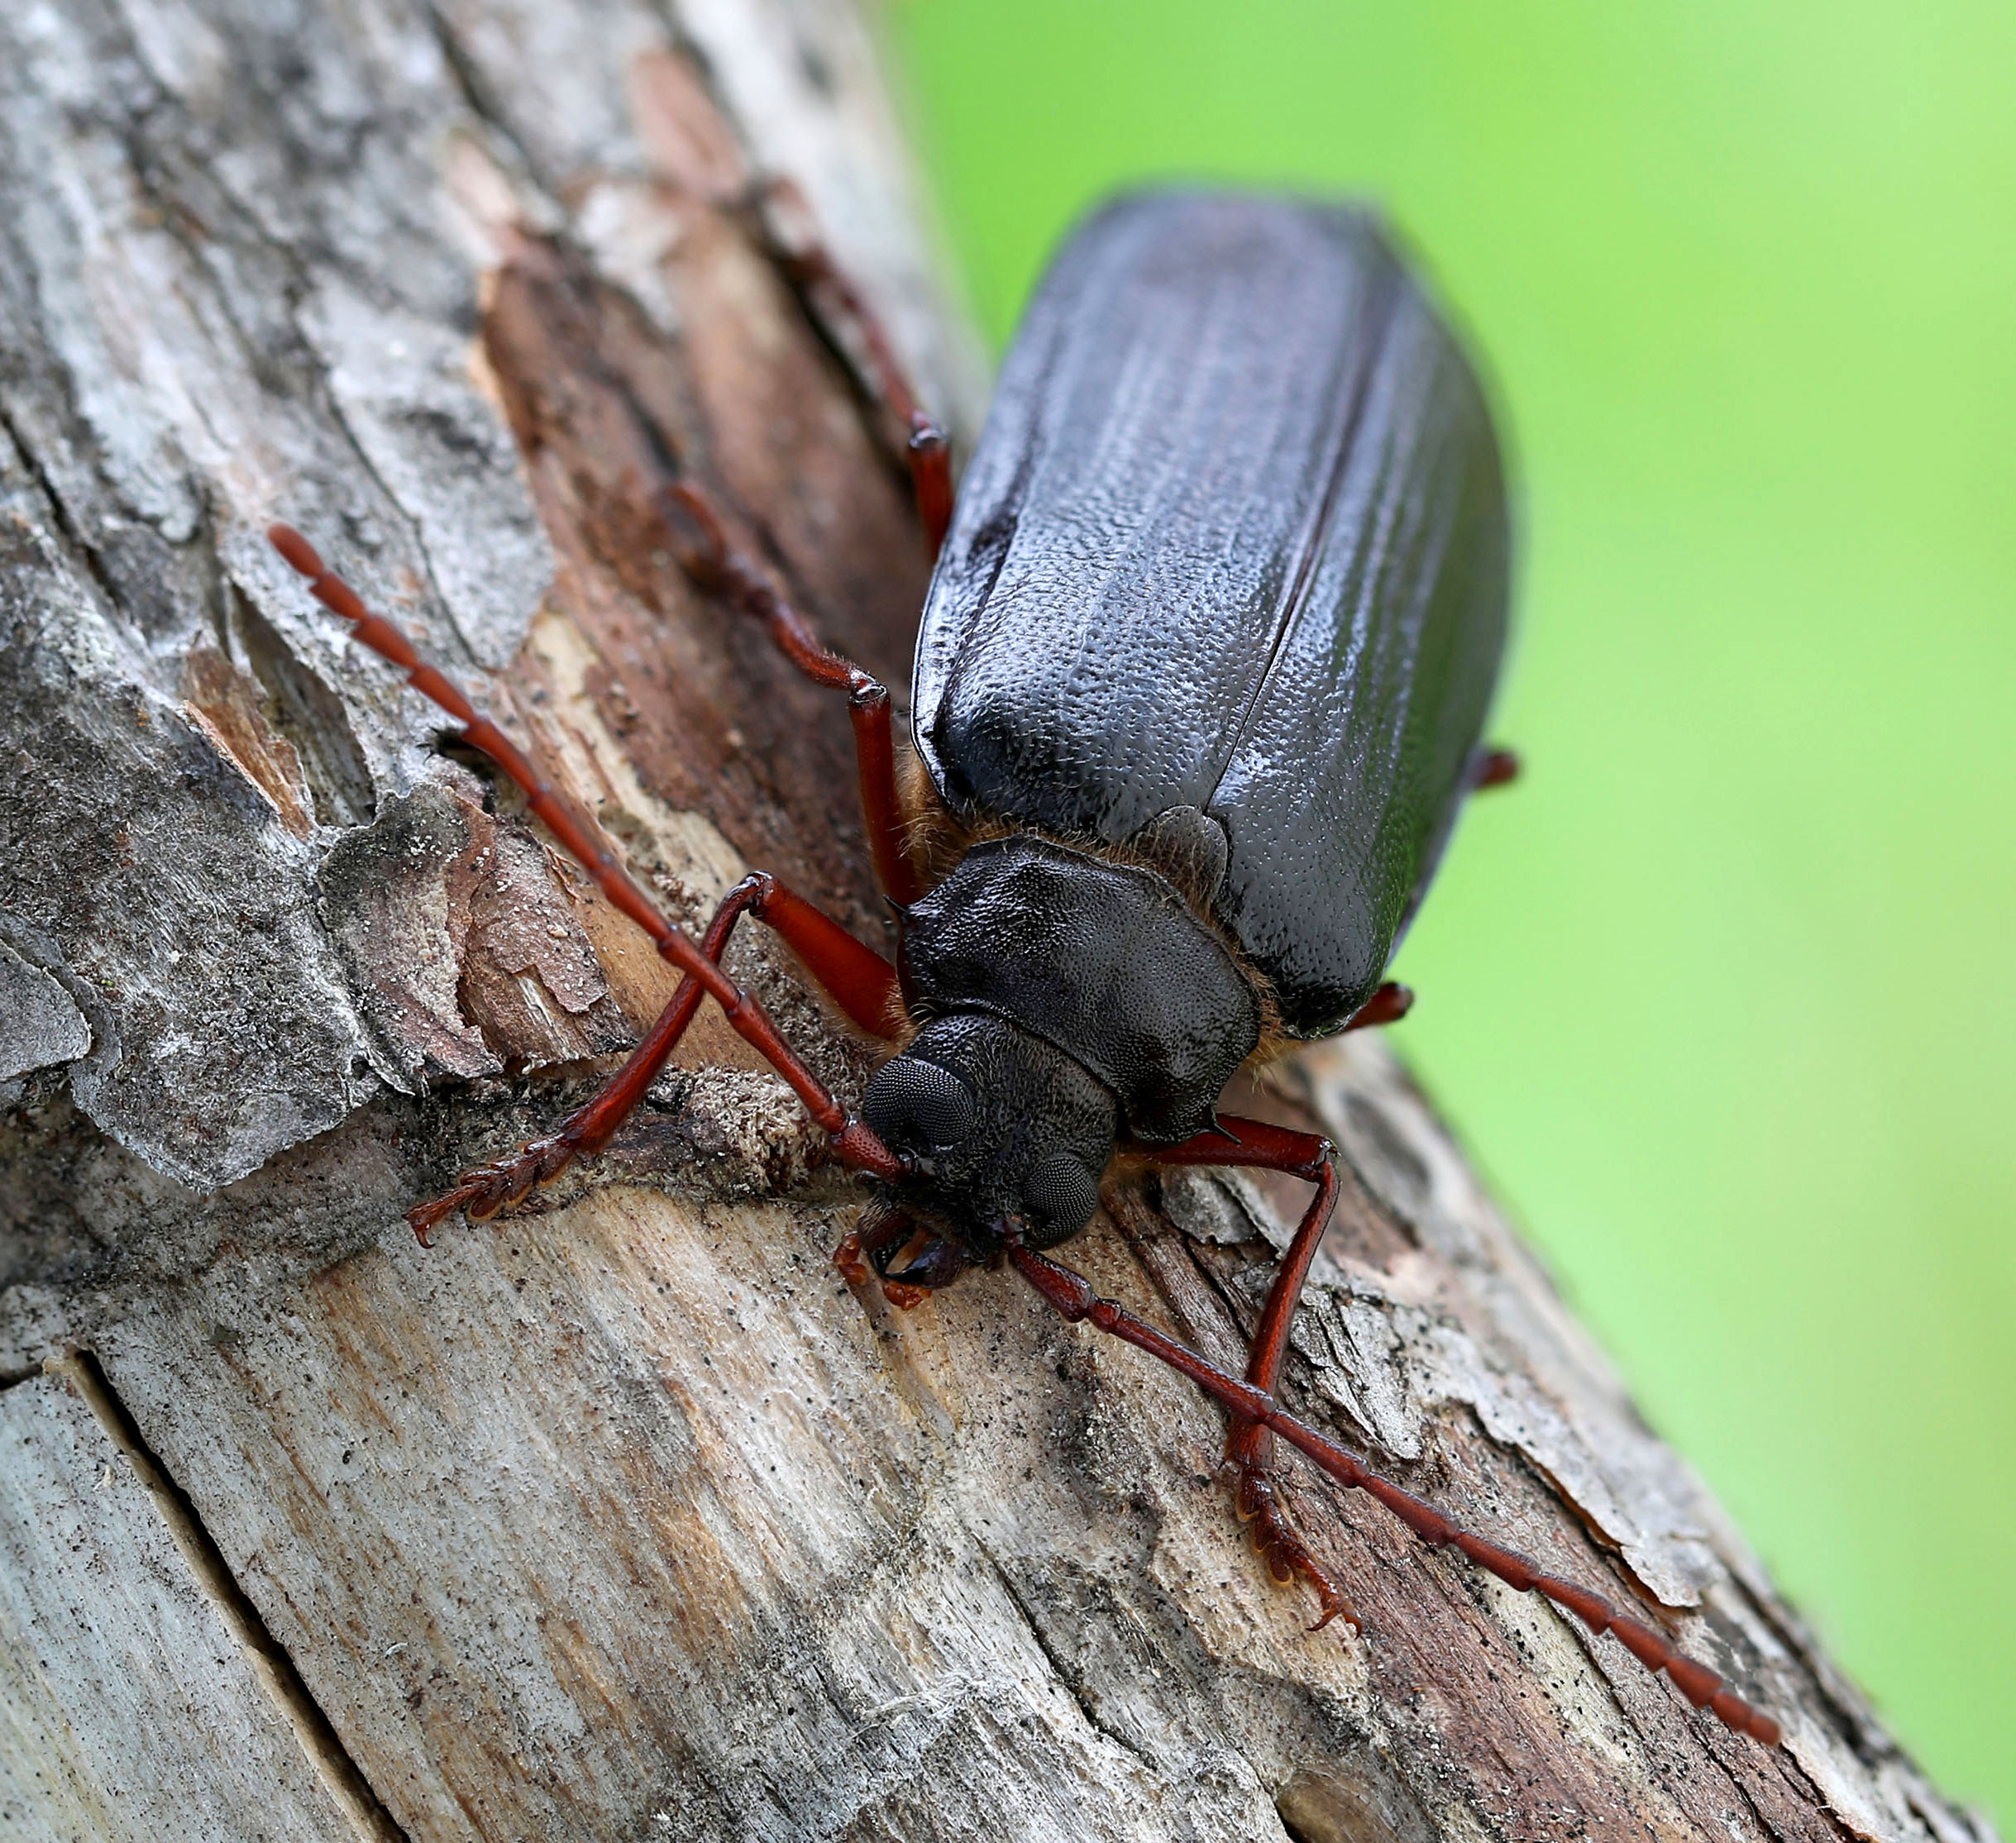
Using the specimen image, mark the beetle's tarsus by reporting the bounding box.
[1235,1457,1361,1634]
[407,1134,579,1244]
[831,1230,874,1289]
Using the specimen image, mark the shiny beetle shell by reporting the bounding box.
[912,193,1511,1039]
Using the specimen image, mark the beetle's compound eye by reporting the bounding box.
[862,1055,977,1153]
[1022,1152,1101,1237]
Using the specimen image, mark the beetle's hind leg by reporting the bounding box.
[754,176,953,558]
[1141,1117,1356,1628]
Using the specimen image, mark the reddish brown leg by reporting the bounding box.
[831,1202,915,1292]
[829,1201,959,1311]
[268,526,902,1192]
[662,484,923,906]
[1474,746,1521,790]
[1146,1118,1352,1627]
[1344,981,1413,1031]
[757,178,954,559]
[1006,1238,1781,1745]
[408,870,905,1242]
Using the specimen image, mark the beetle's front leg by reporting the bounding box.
[1006,1235,1781,1745]
[269,528,906,1234]
[1146,1116,1354,1627]
[410,869,909,1244]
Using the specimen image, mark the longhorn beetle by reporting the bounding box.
[271,190,1780,1745]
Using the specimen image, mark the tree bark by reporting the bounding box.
[0,4,1995,1841]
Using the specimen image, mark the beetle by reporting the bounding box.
[270,189,1780,1745]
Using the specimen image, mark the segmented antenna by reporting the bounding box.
[265,523,900,1182]
[1006,1238,1782,1745]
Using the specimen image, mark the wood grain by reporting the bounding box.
[0,2,1994,1839]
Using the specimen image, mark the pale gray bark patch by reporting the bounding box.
[0,453,377,1186]
[82,1186,1344,1841]
[0,1368,367,1843]
[0,0,556,1186]
[0,941,92,1083]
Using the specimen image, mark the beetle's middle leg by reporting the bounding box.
[662,481,924,906]
[1143,1115,1354,1628]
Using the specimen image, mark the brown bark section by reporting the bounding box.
[475,217,924,935]
[0,4,1992,1841]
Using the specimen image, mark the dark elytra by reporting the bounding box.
[267,187,1783,1745]
[861,191,1506,1259]
[915,192,1509,1038]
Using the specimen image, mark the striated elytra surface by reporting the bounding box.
[914,194,1508,1038]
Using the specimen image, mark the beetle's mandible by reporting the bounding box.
[270,190,1780,1745]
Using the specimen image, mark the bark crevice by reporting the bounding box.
[45,1349,408,1843]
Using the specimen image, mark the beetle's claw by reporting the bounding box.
[406,1135,578,1246]
[1235,1462,1360,1634]
[831,1229,873,1289]
[831,1234,929,1312]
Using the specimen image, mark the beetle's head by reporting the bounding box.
[858,1012,1119,1287]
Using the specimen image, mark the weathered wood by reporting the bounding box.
[0,2,1995,1840]
[0,1363,370,1842]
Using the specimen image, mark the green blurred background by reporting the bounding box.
[887,0,2014,1819]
